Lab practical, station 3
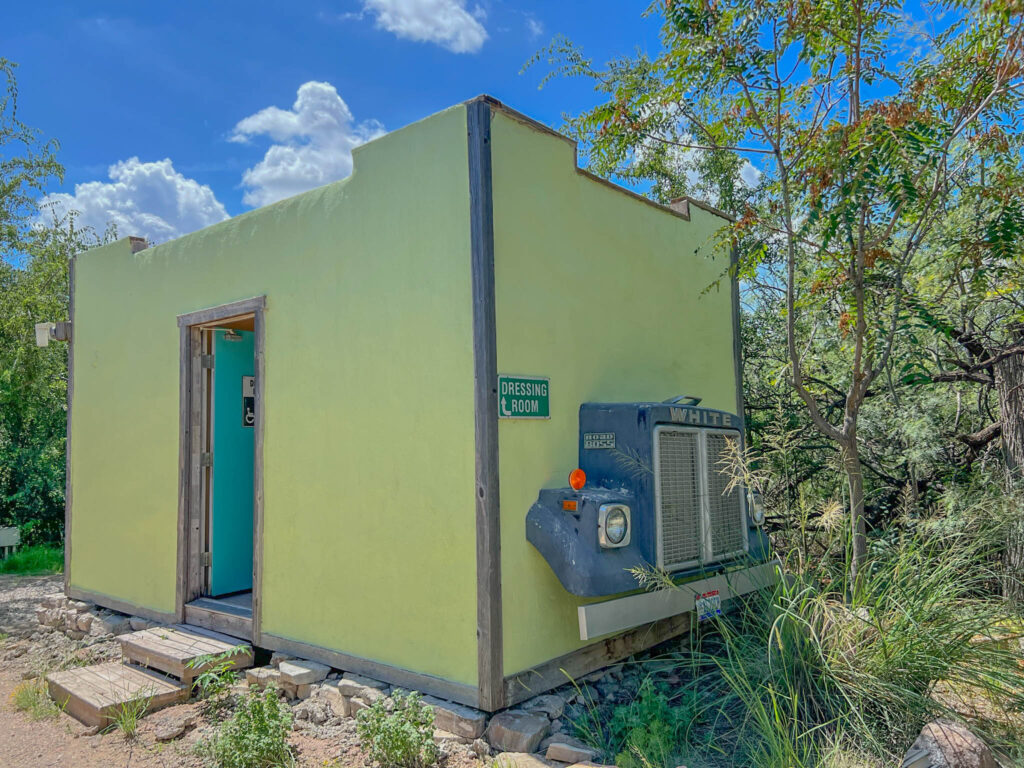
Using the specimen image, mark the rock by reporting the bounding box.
[294,698,331,725]
[485,711,550,753]
[522,694,565,720]
[296,683,313,699]
[421,695,488,739]
[544,737,600,764]
[471,738,491,757]
[36,608,63,628]
[153,710,196,742]
[338,676,386,703]
[246,666,282,688]
[129,616,153,631]
[341,672,388,689]
[434,728,471,747]
[280,681,298,699]
[581,670,605,684]
[279,659,331,685]
[493,753,552,768]
[906,720,996,768]
[94,614,131,636]
[550,719,563,733]
[41,596,67,610]
[76,613,95,632]
[348,697,370,716]
[270,651,296,668]
[65,630,85,641]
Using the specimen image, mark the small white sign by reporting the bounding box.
[696,589,722,621]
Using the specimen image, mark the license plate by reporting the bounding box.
[696,590,722,621]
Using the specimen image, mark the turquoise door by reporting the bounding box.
[209,329,255,596]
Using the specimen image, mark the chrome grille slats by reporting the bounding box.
[656,429,701,568]
[705,433,746,559]
[655,426,747,570]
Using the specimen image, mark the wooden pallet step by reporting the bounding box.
[46,662,188,728]
[119,624,253,685]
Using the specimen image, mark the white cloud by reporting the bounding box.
[526,16,544,39]
[39,158,228,243]
[740,160,762,188]
[362,0,487,53]
[232,81,386,208]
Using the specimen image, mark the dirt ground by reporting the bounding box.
[0,573,482,768]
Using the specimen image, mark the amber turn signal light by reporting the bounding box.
[568,468,586,490]
[562,499,578,512]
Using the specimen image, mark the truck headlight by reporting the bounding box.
[599,504,630,548]
[749,491,766,526]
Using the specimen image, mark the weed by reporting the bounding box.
[0,545,63,574]
[189,644,248,715]
[107,692,152,739]
[356,690,439,768]
[10,677,62,721]
[608,679,696,768]
[197,685,294,768]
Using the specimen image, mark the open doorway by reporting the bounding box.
[177,297,265,640]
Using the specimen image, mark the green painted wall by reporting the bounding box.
[490,110,738,676]
[69,105,480,685]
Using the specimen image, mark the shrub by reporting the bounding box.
[0,545,62,574]
[197,686,293,768]
[356,690,439,768]
[608,679,694,768]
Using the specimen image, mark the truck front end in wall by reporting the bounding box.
[526,399,778,640]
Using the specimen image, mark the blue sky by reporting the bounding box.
[3,1,666,242]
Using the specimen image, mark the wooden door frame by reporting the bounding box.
[176,296,266,644]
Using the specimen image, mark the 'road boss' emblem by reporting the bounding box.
[583,432,615,449]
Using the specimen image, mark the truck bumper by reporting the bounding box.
[577,559,781,641]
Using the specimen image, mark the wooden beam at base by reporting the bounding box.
[503,612,693,708]
[183,604,253,641]
[259,631,480,709]
[66,587,177,626]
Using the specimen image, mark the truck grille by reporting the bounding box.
[655,427,746,570]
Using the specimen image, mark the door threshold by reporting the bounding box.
[184,600,252,641]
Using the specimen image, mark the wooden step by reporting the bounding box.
[47,662,188,728]
[119,624,253,686]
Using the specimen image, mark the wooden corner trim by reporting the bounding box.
[467,98,504,711]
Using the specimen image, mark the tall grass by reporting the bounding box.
[0,545,63,574]
[570,488,1024,768]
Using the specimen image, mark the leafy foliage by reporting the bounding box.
[188,644,248,715]
[534,0,1024,586]
[197,686,294,768]
[355,690,439,768]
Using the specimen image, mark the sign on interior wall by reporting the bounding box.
[498,374,550,419]
[242,376,255,427]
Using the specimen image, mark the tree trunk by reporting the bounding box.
[993,345,1024,474]
[841,437,868,593]
[993,337,1024,604]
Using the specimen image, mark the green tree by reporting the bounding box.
[536,1,1024,587]
[0,59,100,543]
